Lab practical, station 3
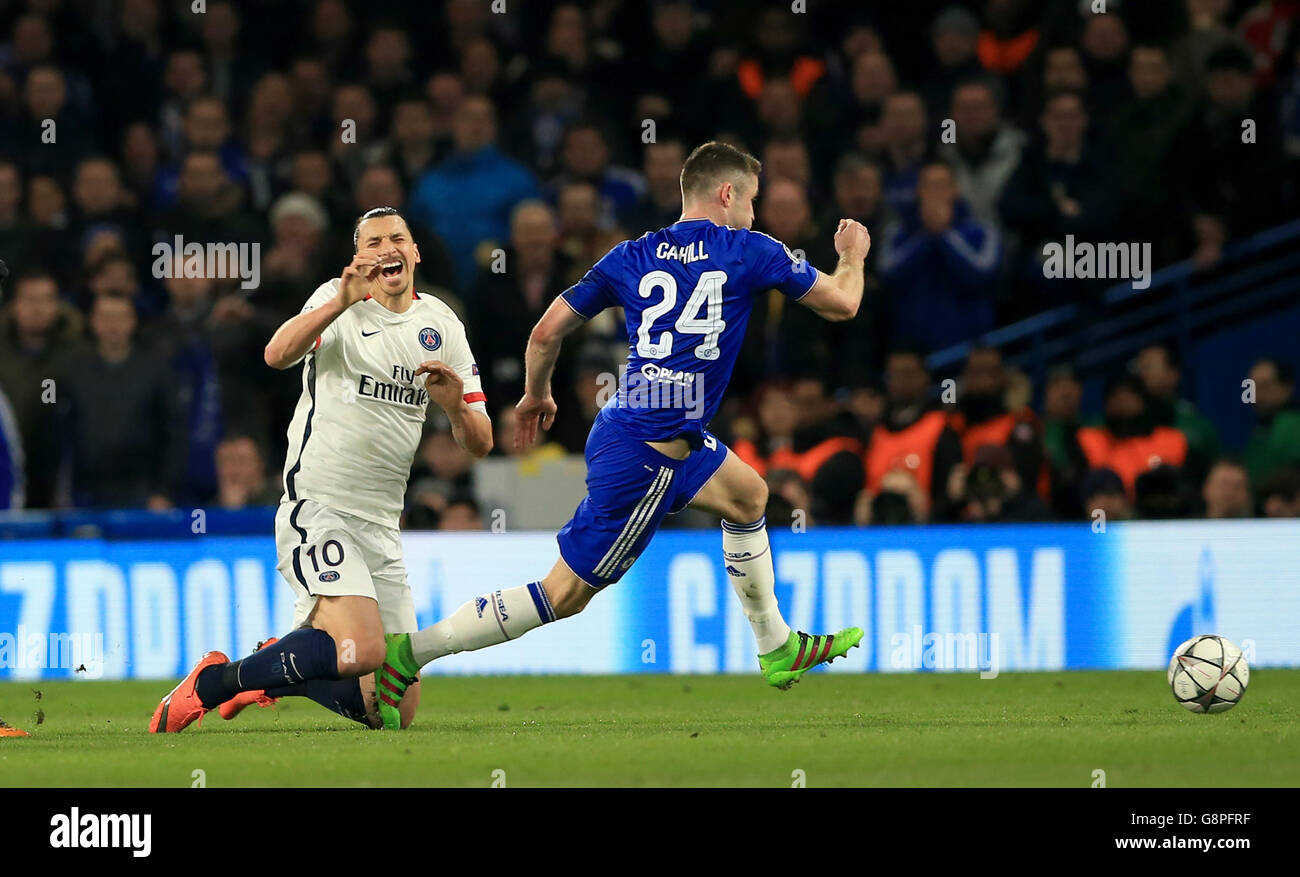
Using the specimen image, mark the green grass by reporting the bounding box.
[2,671,1298,787]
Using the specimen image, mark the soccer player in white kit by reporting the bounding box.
[149,207,493,733]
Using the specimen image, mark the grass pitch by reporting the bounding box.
[2,670,1298,787]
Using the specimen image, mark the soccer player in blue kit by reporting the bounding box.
[375,142,871,727]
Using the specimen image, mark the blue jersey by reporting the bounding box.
[561,218,818,444]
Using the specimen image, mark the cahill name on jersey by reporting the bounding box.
[561,218,817,443]
[280,278,487,528]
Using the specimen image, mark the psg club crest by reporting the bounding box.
[419,327,441,351]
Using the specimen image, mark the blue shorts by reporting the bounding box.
[557,413,727,588]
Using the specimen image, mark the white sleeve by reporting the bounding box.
[443,316,489,417]
[292,279,343,364]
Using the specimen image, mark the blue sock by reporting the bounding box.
[196,628,340,709]
[265,678,370,725]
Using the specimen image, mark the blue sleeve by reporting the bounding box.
[561,248,621,319]
[746,231,819,300]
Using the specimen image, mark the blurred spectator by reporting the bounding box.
[212,434,279,509]
[1175,44,1291,259]
[1244,357,1300,489]
[261,192,332,307]
[1000,91,1119,316]
[621,138,687,237]
[977,0,1042,76]
[1134,344,1220,482]
[409,95,541,293]
[69,158,145,266]
[1081,466,1132,522]
[1258,466,1300,517]
[1110,45,1195,263]
[947,346,1047,506]
[1079,8,1132,112]
[1041,364,1088,516]
[864,348,963,520]
[1202,458,1252,519]
[922,7,984,119]
[0,161,30,280]
[9,65,95,179]
[766,468,815,528]
[744,177,841,383]
[470,200,575,406]
[877,90,930,217]
[154,151,263,247]
[954,444,1051,522]
[1074,374,1188,499]
[405,426,476,528]
[372,98,442,191]
[1135,463,1197,519]
[733,382,863,497]
[199,1,262,116]
[363,25,416,122]
[939,78,1026,226]
[879,162,1001,352]
[439,495,485,531]
[57,294,186,509]
[548,121,644,227]
[1173,0,1237,88]
[0,272,82,508]
[556,180,625,280]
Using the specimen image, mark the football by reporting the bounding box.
[1168,635,1250,714]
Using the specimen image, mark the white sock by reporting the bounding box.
[410,582,556,666]
[722,517,791,655]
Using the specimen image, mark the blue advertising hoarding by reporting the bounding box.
[0,521,1297,679]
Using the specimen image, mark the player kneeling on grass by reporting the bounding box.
[374,141,870,728]
[149,207,492,733]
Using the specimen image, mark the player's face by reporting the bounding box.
[725,174,759,229]
[356,214,421,296]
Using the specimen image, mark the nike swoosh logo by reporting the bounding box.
[361,329,383,337]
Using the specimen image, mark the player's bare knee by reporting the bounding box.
[337,634,386,677]
[731,482,768,524]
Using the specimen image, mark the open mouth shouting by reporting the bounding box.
[377,256,405,287]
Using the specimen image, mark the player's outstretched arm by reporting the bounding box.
[515,297,587,449]
[799,219,871,322]
[263,253,383,369]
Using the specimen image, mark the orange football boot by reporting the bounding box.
[0,716,29,737]
[149,650,228,733]
[218,638,281,720]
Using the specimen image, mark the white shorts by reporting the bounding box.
[274,498,417,634]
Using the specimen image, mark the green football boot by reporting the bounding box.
[374,632,420,730]
[759,628,864,690]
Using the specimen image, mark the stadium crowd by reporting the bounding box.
[1,0,1299,528]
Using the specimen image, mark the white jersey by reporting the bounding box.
[279,279,488,528]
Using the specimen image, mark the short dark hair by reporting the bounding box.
[352,206,406,250]
[679,141,761,200]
